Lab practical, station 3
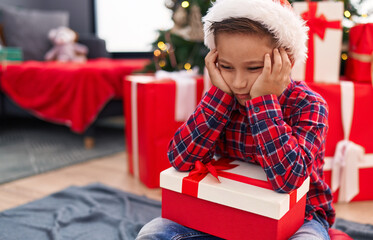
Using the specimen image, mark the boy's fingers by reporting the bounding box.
[279,48,291,73]
[262,53,271,78]
[206,49,217,58]
[205,55,217,71]
[205,50,217,65]
[279,48,291,90]
[272,48,282,75]
[205,50,222,81]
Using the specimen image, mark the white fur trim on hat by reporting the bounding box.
[203,0,309,63]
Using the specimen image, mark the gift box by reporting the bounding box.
[345,23,373,84]
[124,74,204,188]
[291,1,343,83]
[160,159,310,240]
[308,81,373,202]
[0,47,23,62]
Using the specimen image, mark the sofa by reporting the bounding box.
[0,4,148,148]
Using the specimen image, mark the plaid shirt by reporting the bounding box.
[167,80,335,226]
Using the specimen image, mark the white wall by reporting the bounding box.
[95,0,173,52]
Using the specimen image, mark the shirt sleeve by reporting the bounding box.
[247,94,328,193]
[167,85,234,171]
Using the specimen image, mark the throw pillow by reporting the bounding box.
[0,5,69,61]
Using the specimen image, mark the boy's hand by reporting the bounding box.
[250,48,291,99]
[205,49,233,96]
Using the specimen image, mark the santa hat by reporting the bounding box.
[203,0,309,63]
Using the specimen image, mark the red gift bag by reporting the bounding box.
[345,23,373,83]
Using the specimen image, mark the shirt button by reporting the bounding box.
[254,107,260,113]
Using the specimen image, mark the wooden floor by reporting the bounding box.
[0,151,373,225]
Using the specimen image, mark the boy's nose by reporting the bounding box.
[232,74,248,90]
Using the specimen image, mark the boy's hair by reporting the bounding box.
[209,17,279,47]
[202,0,309,63]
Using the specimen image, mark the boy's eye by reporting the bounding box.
[219,64,232,70]
[248,66,263,71]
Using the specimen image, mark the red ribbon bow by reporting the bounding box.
[301,2,341,82]
[188,159,238,183]
[182,159,298,210]
[182,159,238,197]
[182,159,274,197]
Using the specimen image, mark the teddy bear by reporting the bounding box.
[44,26,88,63]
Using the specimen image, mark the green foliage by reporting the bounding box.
[142,0,213,74]
[142,30,209,73]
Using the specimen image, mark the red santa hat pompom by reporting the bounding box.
[203,0,309,64]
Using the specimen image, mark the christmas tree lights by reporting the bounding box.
[142,0,371,75]
[142,0,212,73]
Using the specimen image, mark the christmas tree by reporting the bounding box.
[143,0,372,74]
[142,0,213,74]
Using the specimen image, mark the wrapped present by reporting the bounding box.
[0,47,23,62]
[345,23,373,84]
[160,159,310,240]
[292,1,343,83]
[308,81,373,202]
[123,73,204,188]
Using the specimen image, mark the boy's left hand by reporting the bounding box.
[250,48,291,99]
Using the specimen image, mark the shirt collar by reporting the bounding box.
[232,98,248,116]
[231,79,295,115]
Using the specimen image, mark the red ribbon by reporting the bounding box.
[182,158,274,196]
[301,2,341,82]
[182,159,298,210]
[182,159,238,197]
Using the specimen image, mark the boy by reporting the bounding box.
[137,0,335,239]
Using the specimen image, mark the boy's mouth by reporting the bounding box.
[235,94,250,100]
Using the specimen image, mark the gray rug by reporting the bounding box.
[0,183,161,240]
[0,117,125,184]
[0,182,370,240]
[333,218,373,240]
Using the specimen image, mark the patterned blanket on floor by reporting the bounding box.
[0,183,161,240]
[0,183,371,240]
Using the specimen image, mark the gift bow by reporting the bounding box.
[182,159,274,198]
[332,140,365,203]
[332,81,366,202]
[301,2,341,82]
[188,159,239,183]
[182,159,298,209]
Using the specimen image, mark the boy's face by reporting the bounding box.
[216,32,274,106]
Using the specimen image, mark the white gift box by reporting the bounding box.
[160,159,310,240]
[291,1,344,83]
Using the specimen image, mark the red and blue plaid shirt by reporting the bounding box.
[167,80,335,226]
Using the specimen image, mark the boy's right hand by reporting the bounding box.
[205,49,233,96]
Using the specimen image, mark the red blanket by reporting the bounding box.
[1,58,149,133]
